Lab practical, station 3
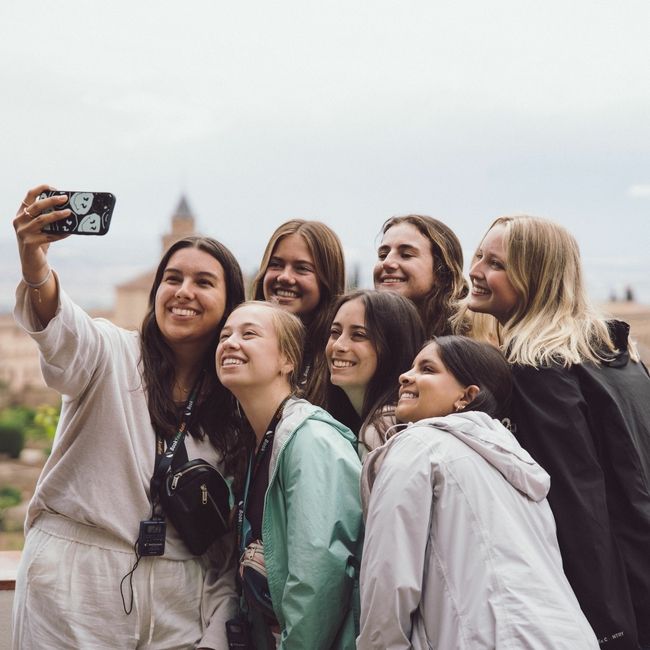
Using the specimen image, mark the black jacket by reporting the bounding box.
[509,321,650,649]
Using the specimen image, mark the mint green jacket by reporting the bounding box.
[261,398,363,650]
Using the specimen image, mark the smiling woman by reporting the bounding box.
[467,215,650,649]
[216,301,362,649]
[358,336,600,650]
[324,290,425,457]
[153,247,228,365]
[252,219,346,402]
[374,215,469,338]
[11,185,247,650]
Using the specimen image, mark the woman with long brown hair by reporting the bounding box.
[12,184,246,649]
[251,219,345,401]
[324,290,425,457]
[374,214,468,337]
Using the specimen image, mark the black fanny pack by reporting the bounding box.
[150,372,232,556]
[158,454,231,556]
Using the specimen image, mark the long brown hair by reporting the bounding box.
[325,290,425,448]
[140,236,248,478]
[379,215,468,337]
[251,219,346,401]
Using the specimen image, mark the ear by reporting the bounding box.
[279,355,294,378]
[453,384,480,411]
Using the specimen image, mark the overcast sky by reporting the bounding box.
[1,0,649,312]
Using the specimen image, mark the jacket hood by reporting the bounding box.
[269,397,357,477]
[417,411,550,501]
[604,319,631,367]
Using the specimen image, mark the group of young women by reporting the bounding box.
[11,184,650,650]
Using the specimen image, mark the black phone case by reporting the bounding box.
[40,190,116,235]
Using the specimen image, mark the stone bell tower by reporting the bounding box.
[162,195,196,254]
[113,195,198,330]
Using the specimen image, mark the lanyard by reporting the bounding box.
[236,394,292,551]
[150,371,205,513]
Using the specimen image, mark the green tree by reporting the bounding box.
[31,404,60,443]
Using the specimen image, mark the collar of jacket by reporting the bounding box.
[268,396,357,479]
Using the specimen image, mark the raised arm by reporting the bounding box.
[13,185,71,327]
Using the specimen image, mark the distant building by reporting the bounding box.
[0,197,199,404]
[113,196,197,330]
[0,312,48,405]
[1,203,648,405]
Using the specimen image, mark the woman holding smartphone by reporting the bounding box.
[216,301,362,650]
[12,185,246,649]
[467,215,650,650]
[251,219,345,401]
[374,214,468,337]
[324,290,425,457]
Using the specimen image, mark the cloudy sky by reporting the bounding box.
[1,0,649,312]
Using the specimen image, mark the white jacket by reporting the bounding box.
[357,411,599,649]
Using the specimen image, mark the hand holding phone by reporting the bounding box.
[39,190,116,235]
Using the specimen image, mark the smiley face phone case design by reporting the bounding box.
[40,190,116,235]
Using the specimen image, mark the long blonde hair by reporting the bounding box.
[472,216,624,367]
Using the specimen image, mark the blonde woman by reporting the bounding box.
[216,301,362,649]
[468,216,650,650]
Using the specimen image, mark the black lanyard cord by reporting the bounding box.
[150,370,206,516]
[236,394,293,550]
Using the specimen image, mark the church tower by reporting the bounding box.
[162,195,196,254]
[113,196,199,330]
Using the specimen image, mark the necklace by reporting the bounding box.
[173,380,191,397]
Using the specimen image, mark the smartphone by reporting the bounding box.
[39,190,116,236]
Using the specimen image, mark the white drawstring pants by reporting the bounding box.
[12,514,206,649]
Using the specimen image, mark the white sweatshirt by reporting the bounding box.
[14,281,237,649]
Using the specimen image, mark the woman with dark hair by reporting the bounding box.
[468,215,650,649]
[358,336,599,649]
[216,301,362,649]
[12,185,246,649]
[324,290,425,456]
[374,214,468,337]
[251,219,345,401]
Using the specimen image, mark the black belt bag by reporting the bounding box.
[159,456,231,556]
[150,372,232,556]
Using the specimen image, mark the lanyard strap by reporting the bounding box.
[150,371,205,511]
[236,394,292,550]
